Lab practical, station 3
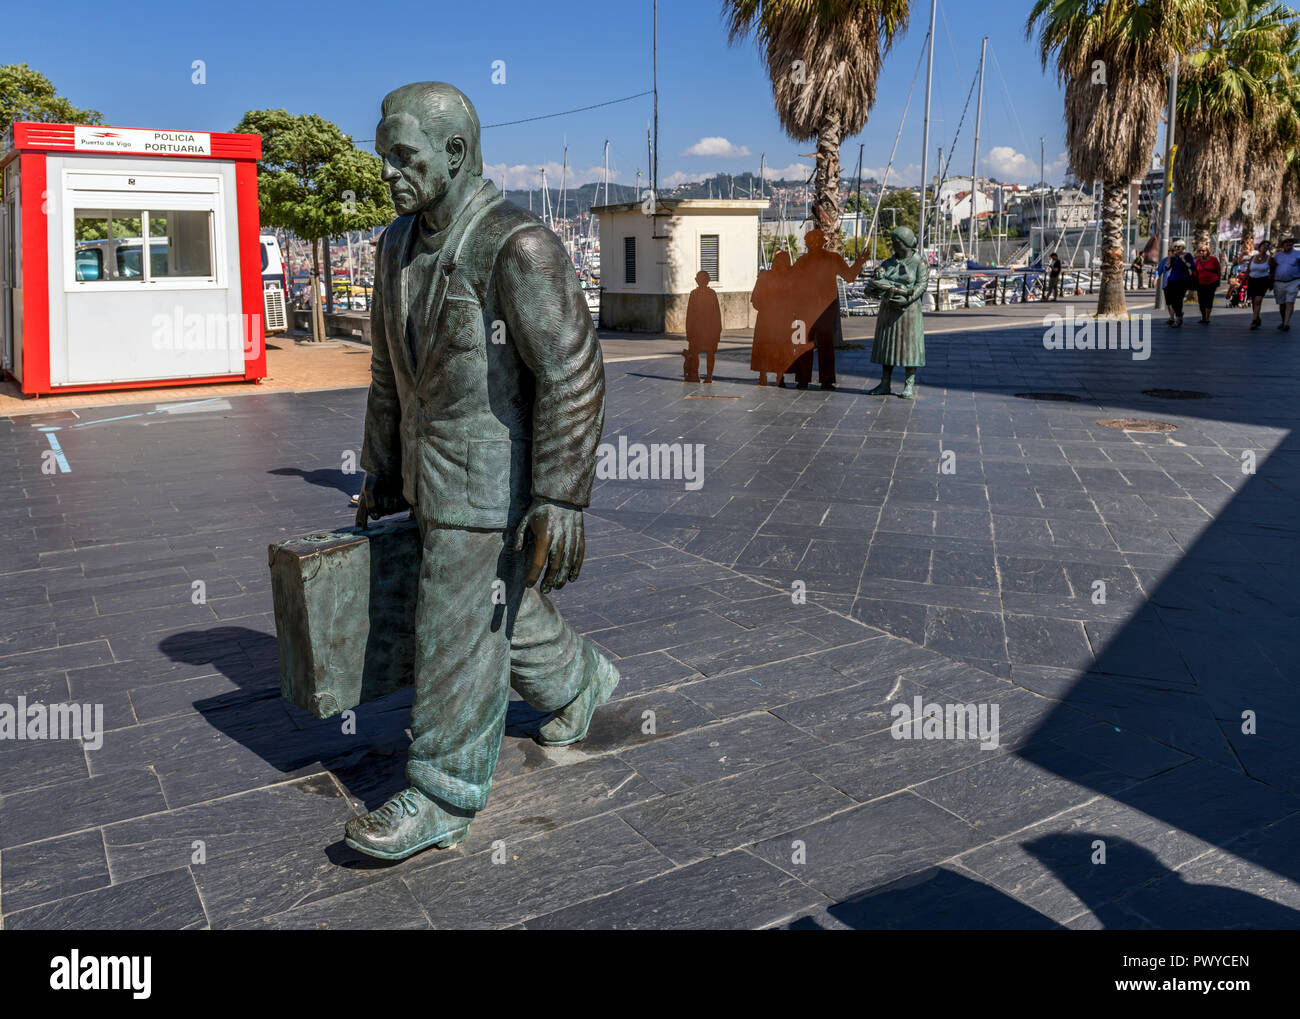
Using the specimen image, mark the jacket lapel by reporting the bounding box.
[412,181,500,389]
[383,217,416,382]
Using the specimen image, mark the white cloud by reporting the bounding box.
[684,137,752,158]
[984,146,1068,183]
[660,170,700,188]
[484,161,618,187]
[861,163,923,186]
[762,161,813,181]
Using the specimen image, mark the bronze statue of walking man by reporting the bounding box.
[347,81,619,860]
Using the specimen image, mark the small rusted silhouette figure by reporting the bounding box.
[787,229,869,391]
[751,250,813,386]
[683,271,722,383]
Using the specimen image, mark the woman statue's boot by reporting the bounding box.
[900,368,917,399]
[867,367,893,396]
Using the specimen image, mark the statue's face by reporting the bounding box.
[376,112,451,217]
[892,238,906,258]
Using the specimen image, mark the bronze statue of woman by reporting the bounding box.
[866,226,928,399]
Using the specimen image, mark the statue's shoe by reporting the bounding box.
[537,653,621,747]
[900,380,916,399]
[344,787,471,861]
[867,381,893,395]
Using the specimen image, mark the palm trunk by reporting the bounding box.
[1096,178,1127,316]
[815,115,843,251]
[1239,213,1255,256]
[1194,220,1214,253]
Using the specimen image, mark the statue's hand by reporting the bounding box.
[354,472,408,528]
[513,499,585,593]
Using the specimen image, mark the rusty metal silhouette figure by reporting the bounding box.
[683,270,722,383]
[750,250,813,387]
[786,229,869,391]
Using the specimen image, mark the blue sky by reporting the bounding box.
[5,0,1084,189]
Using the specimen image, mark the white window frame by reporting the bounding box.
[62,169,225,292]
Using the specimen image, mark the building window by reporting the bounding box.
[73,207,214,284]
[623,236,636,284]
[699,234,719,282]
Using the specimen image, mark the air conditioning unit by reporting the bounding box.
[263,282,288,334]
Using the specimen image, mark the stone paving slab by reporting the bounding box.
[1,303,1298,928]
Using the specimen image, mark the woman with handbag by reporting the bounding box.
[1158,241,1195,327]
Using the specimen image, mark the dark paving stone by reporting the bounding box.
[3,868,206,930]
[0,829,110,914]
[101,774,355,885]
[769,674,930,744]
[234,874,432,929]
[618,713,822,793]
[786,866,1062,930]
[405,814,672,928]
[914,742,1139,839]
[749,791,982,902]
[619,762,853,864]
[0,767,167,849]
[956,798,1222,924]
[524,850,825,930]
[678,654,861,717]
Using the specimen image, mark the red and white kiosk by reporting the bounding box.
[0,122,268,395]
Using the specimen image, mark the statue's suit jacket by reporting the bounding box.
[360,180,605,530]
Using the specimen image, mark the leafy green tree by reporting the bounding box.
[0,64,102,136]
[234,109,392,318]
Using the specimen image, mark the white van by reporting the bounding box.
[260,234,289,334]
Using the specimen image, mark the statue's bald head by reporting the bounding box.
[380,82,483,177]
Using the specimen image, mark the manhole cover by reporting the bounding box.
[1014,392,1081,402]
[1097,418,1178,432]
[1142,388,1211,399]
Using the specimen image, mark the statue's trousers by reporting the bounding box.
[405,520,597,812]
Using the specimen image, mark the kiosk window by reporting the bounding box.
[72,208,214,282]
[148,211,213,278]
[74,209,146,282]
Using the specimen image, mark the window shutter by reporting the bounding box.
[624,236,636,284]
[700,234,719,282]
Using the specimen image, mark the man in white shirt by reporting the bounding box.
[1269,236,1300,331]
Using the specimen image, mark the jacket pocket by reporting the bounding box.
[466,438,512,510]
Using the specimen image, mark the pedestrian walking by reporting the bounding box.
[1048,251,1063,301]
[1158,241,1195,326]
[1270,235,1300,331]
[1246,241,1273,329]
[1193,244,1222,324]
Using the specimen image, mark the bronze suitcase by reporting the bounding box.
[269,518,420,719]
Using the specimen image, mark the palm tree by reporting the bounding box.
[1173,0,1296,253]
[1028,0,1208,317]
[723,0,912,250]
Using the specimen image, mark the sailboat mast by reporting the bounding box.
[652,0,659,195]
[970,36,987,262]
[918,0,937,252]
[559,146,568,247]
